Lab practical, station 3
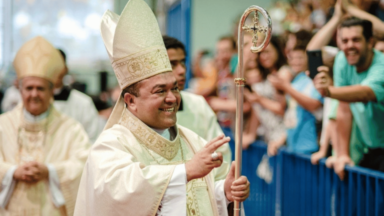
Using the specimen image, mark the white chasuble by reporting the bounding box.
[177,91,232,164]
[74,108,229,216]
[0,104,90,216]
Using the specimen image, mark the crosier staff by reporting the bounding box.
[234,5,272,216]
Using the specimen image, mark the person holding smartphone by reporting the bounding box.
[313,17,384,180]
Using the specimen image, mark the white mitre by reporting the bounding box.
[100,0,172,130]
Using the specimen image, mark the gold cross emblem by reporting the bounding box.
[242,12,269,53]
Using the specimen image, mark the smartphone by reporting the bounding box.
[307,50,323,79]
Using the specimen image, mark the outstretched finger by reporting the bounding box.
[205,134,225,148]
[207,137,230,152]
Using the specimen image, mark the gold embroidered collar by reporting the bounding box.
[119,108,181,161]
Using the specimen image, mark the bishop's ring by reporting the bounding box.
[211,152,219,160]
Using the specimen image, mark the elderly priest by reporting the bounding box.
[0,36,90,216]
[74,0,250,215]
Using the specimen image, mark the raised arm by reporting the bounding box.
[307,0,344,50]
[342,0,384,39]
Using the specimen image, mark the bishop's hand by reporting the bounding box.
[224,162,250,202]
[13,161,49,183]
[185,135,230,181]
[13,163,36,183]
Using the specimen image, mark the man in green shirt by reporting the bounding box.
[314,17,384,179]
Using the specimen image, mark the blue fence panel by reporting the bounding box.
[228,140,278,216]
[227,139,384,216]
[166,0,191,89]
[375,178,384,216]
[280,151,325,216]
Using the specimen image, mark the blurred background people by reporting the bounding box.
[163,35,232,164]
[53,49,101,143]
[0,36,89,216]
[269,44,323,155]
[0,0,383,214]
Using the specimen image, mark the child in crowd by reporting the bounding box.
[243,68,287,152]
[269,45,323,155]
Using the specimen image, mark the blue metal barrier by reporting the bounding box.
[229,141,384,216]
[229,141,279,216]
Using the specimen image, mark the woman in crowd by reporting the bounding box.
[243,36,287,152]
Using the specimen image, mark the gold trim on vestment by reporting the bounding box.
[17,107,51,164]
[119,108,181,161]
[100,0,172,90]
[118,108,219,216]
[112,46,171,89]
[180,129,220,216]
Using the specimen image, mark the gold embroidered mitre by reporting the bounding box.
[100,0,171,90]
[100,0,172,130]
[13,36,65,84]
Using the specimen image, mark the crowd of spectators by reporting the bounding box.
[189,0,384,179]
[1,0,383,181]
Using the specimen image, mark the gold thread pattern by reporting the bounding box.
[13,37,64,84]
[118,109,216,215]
[234,78,246,86]
[112,46,171,89]
[119,109,180,161]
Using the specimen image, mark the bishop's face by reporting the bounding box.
[126,72,181,130]
[20,76,53,116]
